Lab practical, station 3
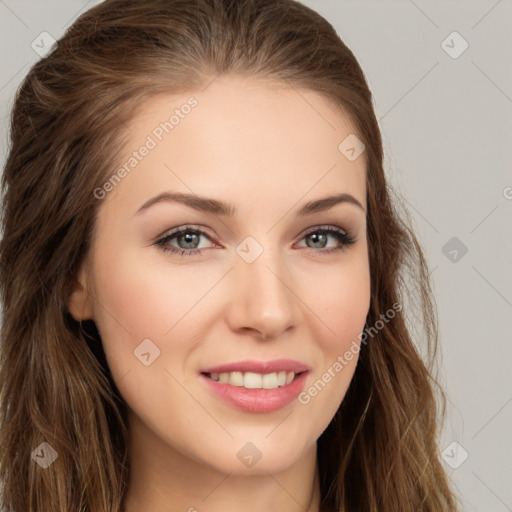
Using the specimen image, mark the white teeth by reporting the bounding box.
[262,372,277,389]
[208,370,299,389]
[244,372,262,388]
[229,371,244,387]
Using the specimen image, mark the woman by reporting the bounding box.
[0,0,460,510]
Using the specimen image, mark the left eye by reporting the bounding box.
[155,226,214,257]
[155,224,355,257]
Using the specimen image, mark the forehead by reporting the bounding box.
[101,74,367,217]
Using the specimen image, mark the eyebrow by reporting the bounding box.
[135,191,366,217]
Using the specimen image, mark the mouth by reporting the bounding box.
[199,358,310,390]
[201,370,308,390]
[198,359,311,413]
[202,371,306,389]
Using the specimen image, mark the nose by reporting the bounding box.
[225,245,301,340]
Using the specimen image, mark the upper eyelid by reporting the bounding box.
[156,224,216,243]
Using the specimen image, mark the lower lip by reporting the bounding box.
[199,372,309,413]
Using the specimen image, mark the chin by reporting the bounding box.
[198,434,314,475]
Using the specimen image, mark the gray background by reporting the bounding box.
[1,1,511,511]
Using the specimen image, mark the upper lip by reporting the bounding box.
[201,359,310,375]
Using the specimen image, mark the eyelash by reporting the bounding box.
[154,224,356,257]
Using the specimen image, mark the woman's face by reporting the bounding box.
[69,74,370,474]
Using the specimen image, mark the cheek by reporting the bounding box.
[313,250,371,348]
[298,251,370,413]
[88,247,207,379]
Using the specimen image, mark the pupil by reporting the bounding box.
[181,232,198,249]
[309,233,326,248]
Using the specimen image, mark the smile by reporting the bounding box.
[198,359,311,413]
[205,370,300,389]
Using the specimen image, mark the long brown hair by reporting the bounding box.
[0,0,460,510]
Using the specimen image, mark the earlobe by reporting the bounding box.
[67,276,94,321]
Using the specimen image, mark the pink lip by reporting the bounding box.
[199,371,309,413]
[200,358,310,374]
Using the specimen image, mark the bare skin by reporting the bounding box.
[68,74,370,512]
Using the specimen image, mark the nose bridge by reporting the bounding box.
[229,236,299,337]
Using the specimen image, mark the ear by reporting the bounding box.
[67,272,94,321]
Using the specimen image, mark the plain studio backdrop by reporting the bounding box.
[0,1,511,511]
